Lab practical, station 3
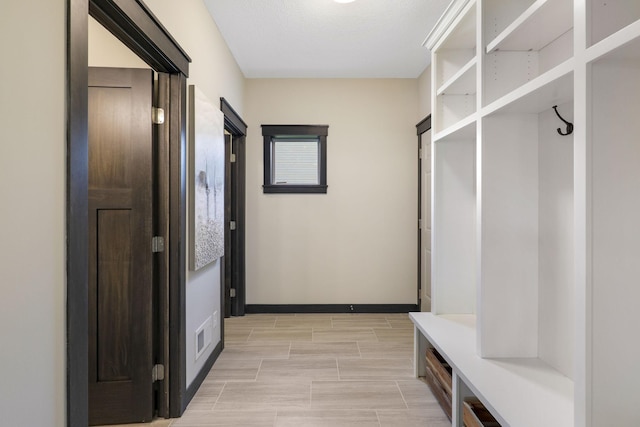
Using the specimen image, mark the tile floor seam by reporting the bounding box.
[244,326,254,343]
[374,409,382,427]
[394,380,410,410]
[211,381,227,410]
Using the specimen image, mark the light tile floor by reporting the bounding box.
[111,313,450,427]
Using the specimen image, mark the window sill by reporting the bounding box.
[262,184,328,194]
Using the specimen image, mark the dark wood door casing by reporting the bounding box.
[88,67,154,425]
[68,1,192,425]
[220,98,247,317]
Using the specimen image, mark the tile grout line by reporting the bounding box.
[394,380,410,410]
[211,381,227,411]
[374,409,382,427]
[245,326,254,343]
[255,358,264,381]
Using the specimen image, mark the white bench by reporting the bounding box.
[410,312,574,427]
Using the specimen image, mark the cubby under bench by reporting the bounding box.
[410,312,574,427]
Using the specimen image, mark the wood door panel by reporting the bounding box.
[88,87,133,189]
[97,209,132,382]
[88,67,154,425]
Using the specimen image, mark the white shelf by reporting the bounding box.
[486,0,573,54]
[586,18,640,64]
[437,57,477,96]
[433,113,476,142]
[482,58,573,116]
[410,312,574,427]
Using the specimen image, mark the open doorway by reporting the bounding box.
[416,115,432,312]
[221,98,247,318]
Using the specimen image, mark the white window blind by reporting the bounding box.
[272,139,319,185]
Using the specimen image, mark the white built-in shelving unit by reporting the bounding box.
[411,1,640,426]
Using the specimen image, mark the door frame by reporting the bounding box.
[221,98,248,317]
[416,115,432,309]
[67,1,191,425]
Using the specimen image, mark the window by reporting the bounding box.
[262,125,328,193]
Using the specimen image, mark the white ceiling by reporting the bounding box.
[203,0,452,79]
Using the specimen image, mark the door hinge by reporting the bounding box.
[419,148,423,159]
[230,153,236,163]
[152,236,165,253]
[152,107,165,125]
[152,364,165,382]
[230,220,237,231]
[418,219,422,230]
[230,288,236,298]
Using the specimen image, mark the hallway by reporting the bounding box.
[141,313,449,426]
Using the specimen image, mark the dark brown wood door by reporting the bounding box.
[88,67,154,425]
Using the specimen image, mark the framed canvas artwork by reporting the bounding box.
[188,85,225,270]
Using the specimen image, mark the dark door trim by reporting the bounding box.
[167,73,189,417]
[417,115,432,136]
[67,1,190,425]
[88,0,191,75]
[221,98,248,317]
[416,115,432,308]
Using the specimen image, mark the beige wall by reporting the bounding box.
[88,0,245,387]
[0,0,66,425]
[244,79,419,305]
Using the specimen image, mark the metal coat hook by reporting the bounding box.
[552,105,573,136]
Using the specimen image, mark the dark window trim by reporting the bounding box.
[262,124,328,194]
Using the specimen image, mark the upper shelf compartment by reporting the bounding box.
[486,0,573,54]
[589,1,640,47]
[426,0,478,134]
[428,0,477,90]
[482,0,573,106]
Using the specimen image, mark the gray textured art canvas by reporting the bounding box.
[188,85,225,270]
